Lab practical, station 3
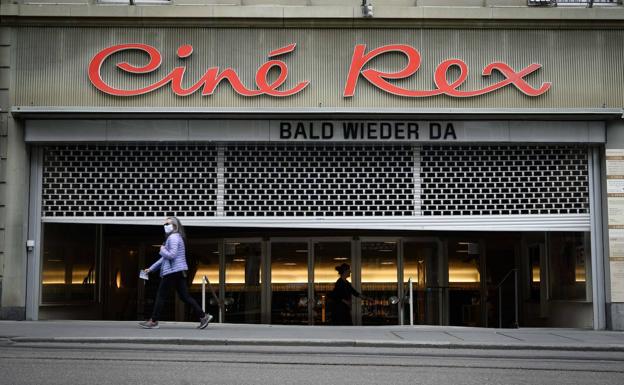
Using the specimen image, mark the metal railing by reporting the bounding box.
[390,277,415,326]
[201,275,223,323]
[391,278,447,327]
[408,278,414,326]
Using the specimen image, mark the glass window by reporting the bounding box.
[313,241,351,325]
[102,225,156,321]
[41,224,97,303]
[528,244,542,302]
[187,241,219,286]
[549,232,589,301]
[361,241,398,325]
[186,240,220,320]
[447,240,481,326]
[224,242,262,323]
[403,241,440,325]
[271,242,309,325]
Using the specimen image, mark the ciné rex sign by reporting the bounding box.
[88,43,551,98]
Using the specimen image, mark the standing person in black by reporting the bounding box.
[330,263,366,326]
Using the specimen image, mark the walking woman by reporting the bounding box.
[139,217,212,329]
[329,263,366,326]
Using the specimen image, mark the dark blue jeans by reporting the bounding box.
[151,271,205,322]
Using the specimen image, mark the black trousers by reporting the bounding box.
[151,271,205,322]
[330,301,353,326]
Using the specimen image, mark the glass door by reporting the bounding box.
[447,238,483,326]
[186,240,220,322]
[403,240,442,325]
[361,240,399,325]
[223,240,262,324]
[312,240,352,325]
[270,241,310,325]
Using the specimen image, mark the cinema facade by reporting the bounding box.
[3,25,624,329]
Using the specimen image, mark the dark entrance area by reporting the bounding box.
[39,224,592,328]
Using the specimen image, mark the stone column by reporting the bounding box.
[0,26,30,320]
[605,120,624,330]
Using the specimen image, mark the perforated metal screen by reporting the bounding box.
[224,144,415,217]
[42,144,218,217]
[420,145,589,216]
[41,144,590,220]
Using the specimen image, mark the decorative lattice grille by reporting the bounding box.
[224,144,416,217]
[42,144,218,217]
[420,145,589,216]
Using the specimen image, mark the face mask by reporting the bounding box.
[164,224,174,234]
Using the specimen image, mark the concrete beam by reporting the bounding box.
[2,4,624,23]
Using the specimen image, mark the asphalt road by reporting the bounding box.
[1,343,623,385]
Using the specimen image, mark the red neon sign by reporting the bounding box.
[88,43,309,97]
[88,43,550,98]
[344,44,551,97]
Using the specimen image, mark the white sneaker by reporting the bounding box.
[198,314,213,329]
[139,320,159,329]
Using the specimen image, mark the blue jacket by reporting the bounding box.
[148,232,189,277]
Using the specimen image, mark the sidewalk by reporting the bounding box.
[2,320,624,351]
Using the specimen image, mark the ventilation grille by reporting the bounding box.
[42,145,218,217]
[420,146,589,216]
[224,144,416,217]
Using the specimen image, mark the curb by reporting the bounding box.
[8,336,624,352]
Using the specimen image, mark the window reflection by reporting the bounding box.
[188,242,219,285]
[104,233,143,321]
[449,242,480,284]
[361,242,398,325]
[404,241,440,325]
[549,232,589,300]
[186,241,220,320]
[271,242,308,325]
[41,224,97,303]
[313,242,351,325]
[448,240,481,326]
[224,242,261,323]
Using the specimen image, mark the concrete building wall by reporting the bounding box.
[1,1,624,23]
[0,26,29,320]
[607,121,624,150]
[0,27,7,319]
[0,0,610,7]
[11,27,624,110]
[606,120,624,330]
[5,0,531,4]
